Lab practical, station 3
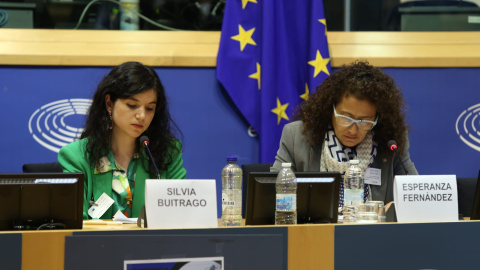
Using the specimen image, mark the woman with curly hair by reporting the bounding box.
[58,61,186,219]
[271,60,417,206]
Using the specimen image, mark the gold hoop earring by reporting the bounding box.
[108,111,112,130]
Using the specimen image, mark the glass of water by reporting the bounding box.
[369,200,386,223]
[355,202,378,224]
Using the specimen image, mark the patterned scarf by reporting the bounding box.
[320,127,377,208]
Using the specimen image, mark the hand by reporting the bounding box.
[385,201,394,213]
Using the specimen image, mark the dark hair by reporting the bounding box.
[295,60,409,156]
[81,61,182,176]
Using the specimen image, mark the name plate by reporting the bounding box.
[394,175,458,222]
[145,179,218,229]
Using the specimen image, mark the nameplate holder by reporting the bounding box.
[394,175,458,222]
[145,179,218,229]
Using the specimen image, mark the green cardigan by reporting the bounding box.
[58,138,186,219]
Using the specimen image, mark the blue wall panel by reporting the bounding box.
[0,66,259,218]
[1,66,479,217]
[384,68,480,178]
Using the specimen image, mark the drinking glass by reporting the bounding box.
[369,200,386,223]
[355,202,378,224]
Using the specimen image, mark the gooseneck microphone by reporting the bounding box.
[388,140,409,175]
[140,135,161,179]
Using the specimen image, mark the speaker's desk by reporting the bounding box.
[2,220,479,270]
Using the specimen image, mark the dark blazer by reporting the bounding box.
[271,121,418,203]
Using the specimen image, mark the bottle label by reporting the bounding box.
[276,194,297,211]
[344,189,364,205]
[222,192,235,211]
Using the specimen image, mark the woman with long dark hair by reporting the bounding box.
[59,61,186,219]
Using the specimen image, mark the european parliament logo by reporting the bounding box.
[28,99,91,153]
[456,103,480,152]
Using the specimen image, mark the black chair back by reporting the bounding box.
[457,177,477,217]
[22,162,63,173]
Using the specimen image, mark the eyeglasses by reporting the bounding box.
[333,105,378,131]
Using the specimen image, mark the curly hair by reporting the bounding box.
[295,60,409,156]
[81,61,182,176]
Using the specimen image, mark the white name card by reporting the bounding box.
[145,179,218,229]
[394,175,458,223]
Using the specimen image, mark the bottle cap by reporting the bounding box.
[349,159,359,165]
[281,163,292,168]
[226,156,237,161]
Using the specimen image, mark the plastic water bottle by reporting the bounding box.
[221,156,242,226]
[344,159,365,206]
[120,0,139,30]
[275,163,297,225]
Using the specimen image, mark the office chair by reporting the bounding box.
[241,163,273,218]
[457,177,477,217]
[22,162,63,173]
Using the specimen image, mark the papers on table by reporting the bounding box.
[113,210,138,223]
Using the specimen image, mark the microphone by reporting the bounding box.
[387,140,408,175]
[140,135,160,179]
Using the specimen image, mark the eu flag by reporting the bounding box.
[217,0,331,162]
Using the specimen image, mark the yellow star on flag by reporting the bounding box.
[319,19,327,35]
[231,25,257,51]
[242,0,257,9]
[271,98,289,125]
[308,50,330,78]
[300,83,309,101]
[249,62,261,90]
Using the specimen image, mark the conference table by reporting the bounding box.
[2,219,479,270]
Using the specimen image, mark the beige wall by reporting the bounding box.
[2,29,480,68]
